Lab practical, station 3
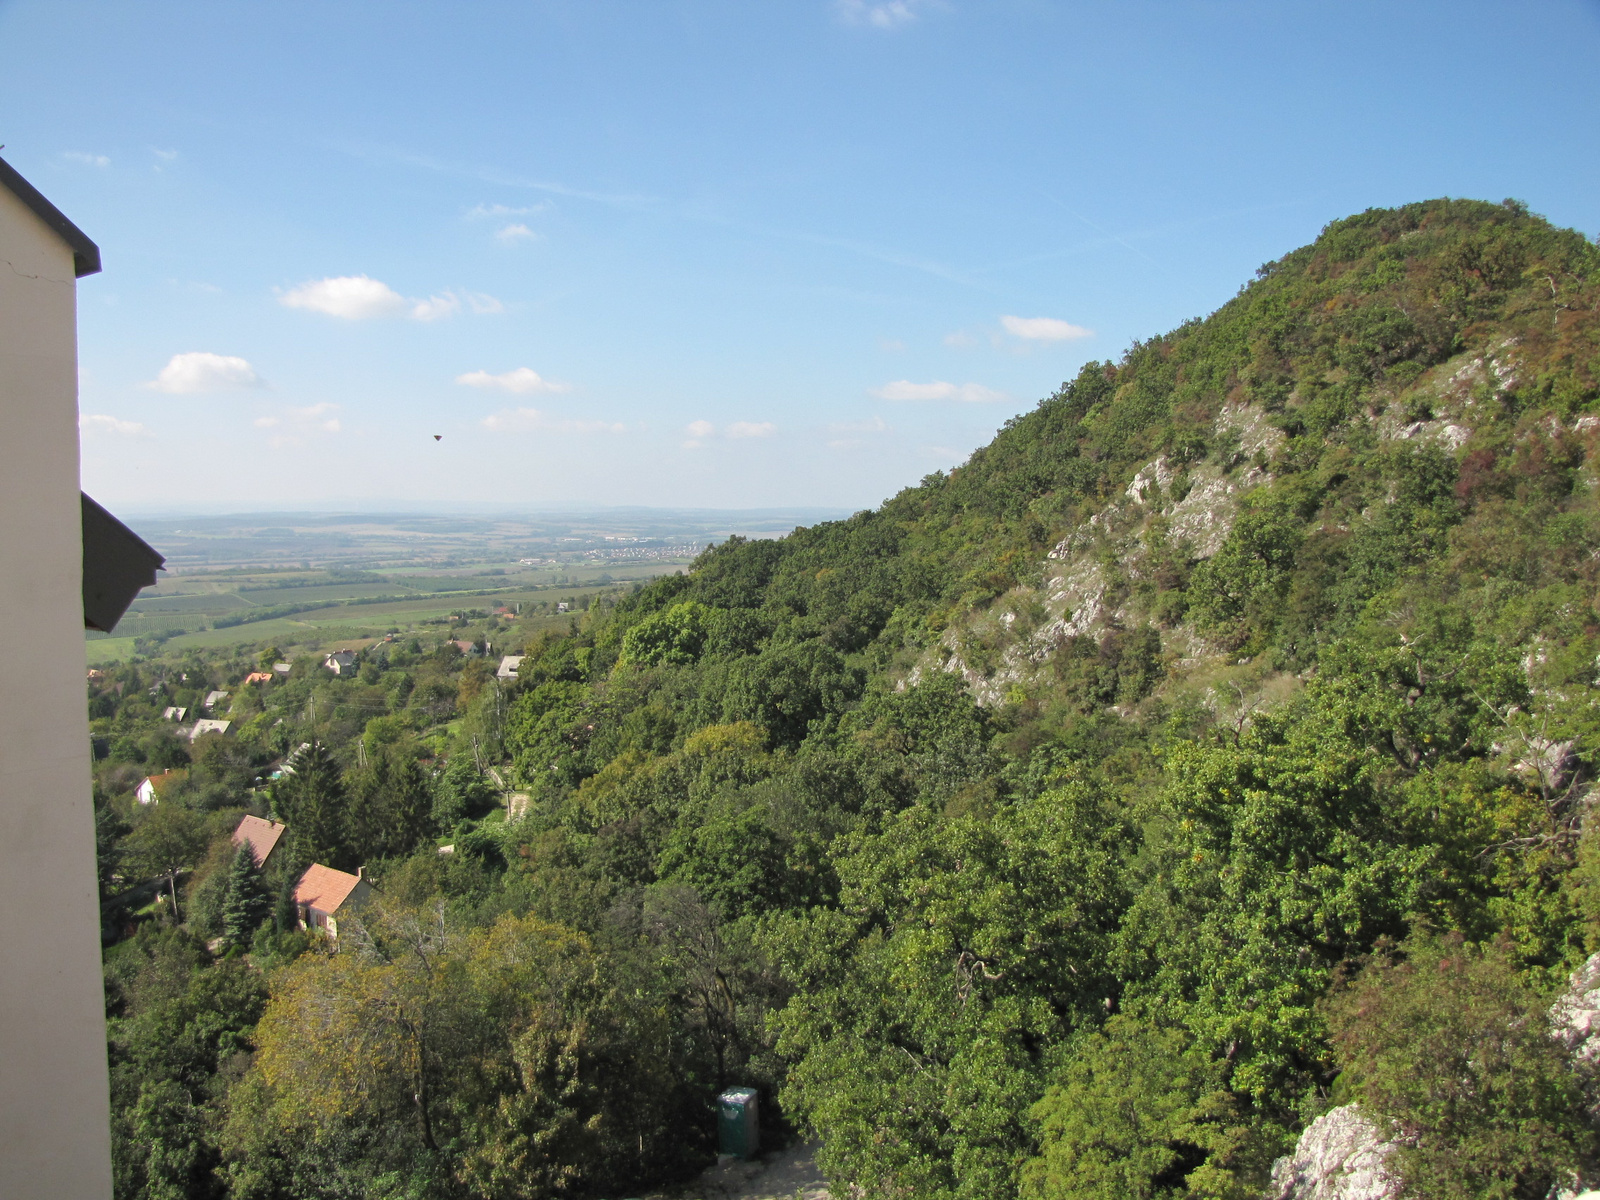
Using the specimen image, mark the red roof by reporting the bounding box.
[292,863,366,915]
[141,769,186,794]
[232,815,287,868]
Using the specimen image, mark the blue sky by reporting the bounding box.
[5,0,1598,513]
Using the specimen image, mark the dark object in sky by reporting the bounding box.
[434,435,443,441]
[82,493,164,632]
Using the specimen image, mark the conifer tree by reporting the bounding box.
[220,843,271,950]
[270,739,350,869]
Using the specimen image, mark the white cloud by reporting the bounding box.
[456,367,569,395]
[483,407,624,434]
[409,292,461,321]
[278,276,501,321]
[942,330,977,348]
[683,419,716,448]
[152,148,179,163]
[63,151,109,167]
[1001,315,1094,342]
[467,202,549,219]
[280,275,410,320]
[871,379,1007,403]
[147,352,262,394]
[495,223,539,243]
[80,414,148,437]
[837,0,928,28]
[255,403,341,447]
[726,421,777,439]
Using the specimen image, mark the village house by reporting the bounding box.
[189,718,231,741]
[323,649,358,675]
[161,706,187,722]
[272,661,292,675]
[496,654,525,679]
[291,863,374,940]
[203,689,229,710]
[231,815,287,871]
[243,671,273,686]
[135,768,186,806]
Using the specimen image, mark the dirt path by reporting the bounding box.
[649,1141,830,1200]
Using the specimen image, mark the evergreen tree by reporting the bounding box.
[220,843,271,951]
[270,739,349,869]
[346,745,436,862]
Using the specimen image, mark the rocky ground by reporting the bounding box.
[640,1141,830,1200]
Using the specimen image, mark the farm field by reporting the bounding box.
[84,506,852,663]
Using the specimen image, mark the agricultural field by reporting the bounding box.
[88,507,842,663]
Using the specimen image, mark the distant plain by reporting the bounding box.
[89,507,846,662]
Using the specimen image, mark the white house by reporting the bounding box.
[135,768,187,806]
[497,654,525,679]
[189,718,232,741]
[324,649,358,675]
[161,705,187,722]
[203,689,229,710]
[0,153,149,1198]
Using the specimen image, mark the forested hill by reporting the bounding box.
[99,199,1600,1200]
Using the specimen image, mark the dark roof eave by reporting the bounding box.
[0,155,101,277]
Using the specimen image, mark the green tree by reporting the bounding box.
[1324,935,1596,1199]
[220,843,271,951]
[1023,1017,1270,1200]
[269,740,348,869]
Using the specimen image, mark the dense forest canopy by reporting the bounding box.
[92,198,1600,1199]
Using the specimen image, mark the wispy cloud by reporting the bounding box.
[836,0,930,29]
[63,151,110,168]
[483,408,624,434]
[495,223,539,243]
[871,379,1007,403]
[827,415,890,449]
[683,419,776,447]
[147,352,262,394]
[80,414,148,437]
[279,275,500,321]
[255,403,342,447]
[1001,315,1093,342]
[942,330,977,348]
[467,202,550,219]
[152,148,179,163]
[456,367,569,395]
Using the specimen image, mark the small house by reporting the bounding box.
[189,718,231,741]
[231,815,287,871]
[244,671,273,686]
[203,689,229,710]
[135,768,186,805]
[323,649,358,675]
[272,661,292,675]
[161,706,187,722]
[496,655,525,680]
[291,863,374,939]
[556,601,570,614]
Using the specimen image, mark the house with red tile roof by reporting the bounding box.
[291,863,374,940]
[135,768,187,805]
[243,671,274,686]
[231,815,287,871]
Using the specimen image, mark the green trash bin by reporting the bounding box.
[717,1087,760,1160]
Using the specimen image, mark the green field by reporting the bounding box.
[86,570,677,663]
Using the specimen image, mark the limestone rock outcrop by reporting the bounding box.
[1266,1105,1398,1200]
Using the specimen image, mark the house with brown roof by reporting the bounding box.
[231,815,287,871]
[135,768,187,805]
[291,863,374,939]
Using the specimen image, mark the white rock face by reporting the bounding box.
[1551,951,1600,1064]
[1266,1105,1399,1200]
